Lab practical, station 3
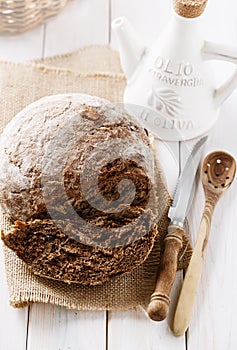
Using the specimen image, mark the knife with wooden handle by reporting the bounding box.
[147,136,207,322]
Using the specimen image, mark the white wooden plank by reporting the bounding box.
[108,273,185,350]
[186,171,237,349]
[184,91,237,349]
[108,310,183,350]
[0,243,29,350]
[27,303,106,350]
[44,0,109,56]
[0,18,45,350]
[0,25,45,61]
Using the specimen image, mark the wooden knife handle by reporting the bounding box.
[147,225,184,321]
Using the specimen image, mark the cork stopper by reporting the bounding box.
[173,0,208,18]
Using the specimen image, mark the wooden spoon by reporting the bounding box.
[172,151,236,336]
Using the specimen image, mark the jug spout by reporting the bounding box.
[112,17,145,81]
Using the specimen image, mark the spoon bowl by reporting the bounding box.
[202,151,236,195]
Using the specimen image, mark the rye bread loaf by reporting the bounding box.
[0,93,157,285]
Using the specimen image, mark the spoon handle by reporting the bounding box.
[147,225,184,321]
[172,204,213,336]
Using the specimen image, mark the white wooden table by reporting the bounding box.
[1,1,237,349]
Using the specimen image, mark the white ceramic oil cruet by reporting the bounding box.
[112,0,237,141]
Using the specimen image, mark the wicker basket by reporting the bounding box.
[0,0,71,34]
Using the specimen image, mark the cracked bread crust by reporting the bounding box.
[0,94,151,222]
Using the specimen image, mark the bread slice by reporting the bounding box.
[2,217,157,285]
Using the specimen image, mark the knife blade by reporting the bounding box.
[168,136,208,227]
[147,136,207,322]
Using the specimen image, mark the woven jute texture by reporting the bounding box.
[0,46,192,310]
[0,0,71,34]
[173,0,208,18]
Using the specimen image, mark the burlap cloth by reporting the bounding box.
[0,46,192,310]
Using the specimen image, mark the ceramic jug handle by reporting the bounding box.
[202,40,237,108]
